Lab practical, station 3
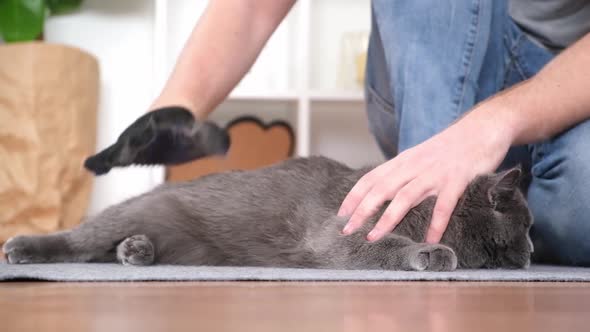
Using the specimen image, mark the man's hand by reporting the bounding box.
[84,107,230,175]
[338,32,590,243]
[338,108,514,243]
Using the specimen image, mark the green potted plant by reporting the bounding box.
[0,0,99,243]
[0,0,83,42]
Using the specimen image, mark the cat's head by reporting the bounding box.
[455,167,534,269]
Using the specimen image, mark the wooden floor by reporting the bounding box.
[1,282,589,331]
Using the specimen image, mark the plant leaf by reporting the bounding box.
[0,0,46,42]
[47,0,82,15]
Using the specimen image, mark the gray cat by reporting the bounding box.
[3,156,533,271]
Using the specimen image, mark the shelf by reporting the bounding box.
[226,90,365,103]
[228,91,299,101]
[309,90,364,102]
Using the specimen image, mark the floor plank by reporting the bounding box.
[1,282,588,332]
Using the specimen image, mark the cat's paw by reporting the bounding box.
[117,235,155,266]
[3,236,44,264]
[409,244,457,271]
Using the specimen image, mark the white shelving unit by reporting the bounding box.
[44,0,382,212]
[151,0,381,185]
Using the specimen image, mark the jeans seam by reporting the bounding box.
[366,83,394,112]
[502,25,528,87]
[510,30,529,80]
[502,27,518,89]
[365,84,398,157]
[502,33,512,89]
[514,59,529,81]
[455,0,482,116]
[513,37,529,80]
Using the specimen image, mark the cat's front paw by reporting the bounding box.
[409,244,457,271]
[3,236,44,264]
[117,235,155,266]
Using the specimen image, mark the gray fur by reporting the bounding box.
[3,156,533,271]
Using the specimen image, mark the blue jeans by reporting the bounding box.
[366,0,590,266]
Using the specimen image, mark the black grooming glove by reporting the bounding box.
[84,106,230,175]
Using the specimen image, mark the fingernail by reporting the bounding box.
[337,209,347,217]
[341,224,352,235]
[366,230,379,242]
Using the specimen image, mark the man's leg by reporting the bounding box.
[498,20,590,266]
[366,0,503,154]
[365,0,533,170]
[527,122,590,265]
[365,0,590,265]
[365,11,398,159]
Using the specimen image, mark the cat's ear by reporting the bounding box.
[488,166,522,205]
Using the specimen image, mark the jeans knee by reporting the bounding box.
[530,180,590,266]
[530,120,590,180]
[531,216,590,266]
[528,120,590,266]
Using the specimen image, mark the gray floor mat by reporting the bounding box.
[1,263,589,282]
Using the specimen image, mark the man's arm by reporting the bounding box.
[151,0,296,118]
[339,32,590,243]
[484,32,590,145]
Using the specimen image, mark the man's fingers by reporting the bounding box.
[341,168,411,235]
[337,164,391,217]
[341,190,383,235]
[425,182,465,244]
[366,178,432,242]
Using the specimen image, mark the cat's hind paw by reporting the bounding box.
[409,244,457,271]
[3,236,44,264]
[117,235,155,266]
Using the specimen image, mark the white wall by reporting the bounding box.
[310,102,384,168]
[45,0,159,215]
[310,0,371,90]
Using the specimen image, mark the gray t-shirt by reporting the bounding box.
[509,0,590,52]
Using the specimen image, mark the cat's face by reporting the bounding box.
[457,167,534,269]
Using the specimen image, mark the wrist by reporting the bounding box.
[472,105,519,147]
[444,102,517,174]
[150,90,206,120]
[475,78,546,146]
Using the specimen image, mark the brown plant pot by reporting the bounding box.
[0,42,99,243]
